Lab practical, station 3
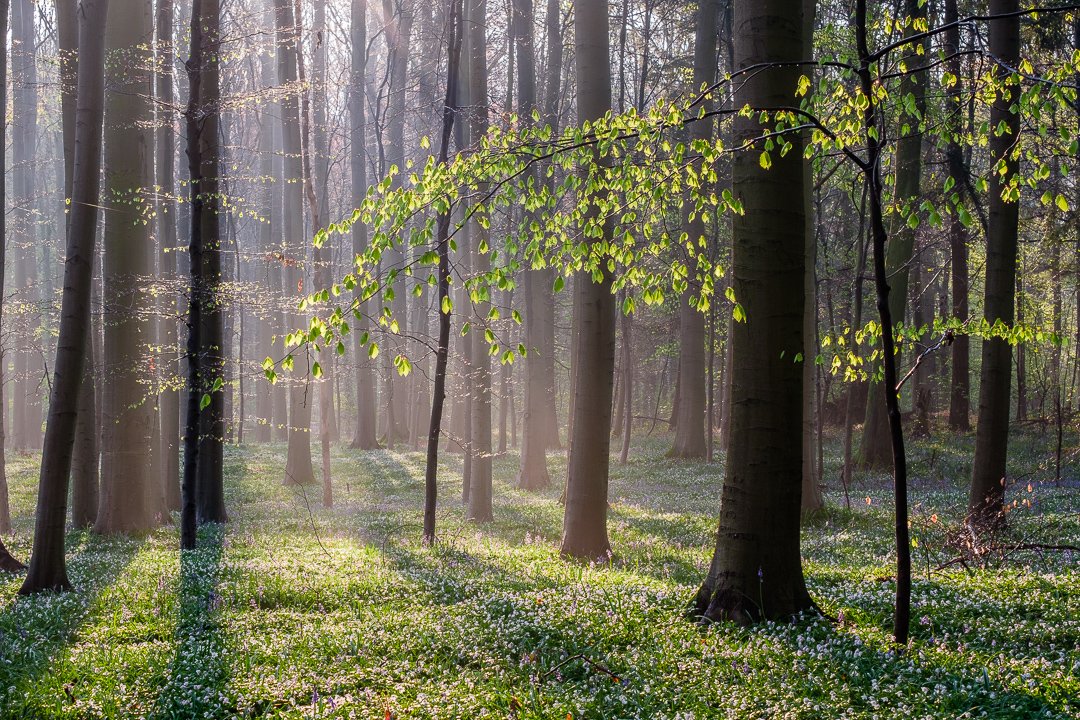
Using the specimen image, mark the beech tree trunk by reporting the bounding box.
[693,0,813,622]
[969,0,1020,530]
[350,0,379,450]
[0,0,13,539]
[277,0,317,486]
[560,0,615,561]
[858,0,927,470]
[96,0,162,534]
[669,0,717,459]
[20,0,110,592]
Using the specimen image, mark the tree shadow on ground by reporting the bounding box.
[152,523,232,719]
[0,530,146,715]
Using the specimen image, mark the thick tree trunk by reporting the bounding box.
[669,0,717,459]
[96,0,161,534]
[694,0,813,623]
[20,0,109,592]
[560,0,615,561]
[969,0,1019,530]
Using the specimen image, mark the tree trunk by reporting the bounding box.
[157,0,181,508]
[0,0,12,538]
[350,0,379,450]
[11,0,43,451]
[422,0,463,545]
[277,0,317,486]
[560,0,615,561]
[20,0,110,592]
[858,0,927,470]
[96,0,161,534]
[193,0,227,524]
[693,0,813,623]
[669,0,717,459]
[969,0,1019,530]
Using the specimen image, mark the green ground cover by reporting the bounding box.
[0,431,1076,719]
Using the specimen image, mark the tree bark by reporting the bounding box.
[969,0,1020,530]
[96,0,161,534]
[0,0,12,539]
[693,0,813,623]
[350,0,379,450]
[669,0,717,459]
[858,0,928,469]
[20,0,110,592]
[560,0,615,561]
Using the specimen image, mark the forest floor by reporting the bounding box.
[0,428,1077,719]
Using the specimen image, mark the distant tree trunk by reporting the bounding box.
[298,0,334,507]
[1015,270,1027,421]
[464,0,493,523]
[514,0,552,490]
[256,27,278,445]
[157,0,181,508]
[947,0,970,431]
[382,0,414,443]
[560,0,615,561]
[800,0,822,512]
[669,0,717,459]
[619,309,633,464]
[538,0,562,450]
[350,0,379,450]
[96,0,161,534]
[11,0,43,451]
[19,0,109,592]
[969,0,1019,530]
[858,0,927,469]
[693,0,813,622]
[276,0,317,486]
[0,0,12,537]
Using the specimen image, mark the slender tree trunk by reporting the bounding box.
[670,0,717,459]
[277,0,317,486]
[11,0,42,452]
[192,0,227,524]
[858,0,927,469]
[969,0,1020,530]
[693,0,812,623]
[19,0,110,592]
[256,30,278,445]
[423,0,463,545]
[158,0,181,508]
[350,0,379,450]
[560,0,615,561]
[0,0,15,544]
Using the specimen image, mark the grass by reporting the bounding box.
[0,427,1076,719]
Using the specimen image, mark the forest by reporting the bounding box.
[0,0,1077,715]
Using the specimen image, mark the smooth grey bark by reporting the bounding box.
[276,0,316,486]
[20,0,110,592]
[969,0,1020,529]
[11,0,42,451]
[96,0,162,534]
[693,0,813,622]
[670,0,718,459]
[465,0,493,523]
[0,0,11,537]
[350,0,379,450]
[157,0,181,509]
[560,0,615,561]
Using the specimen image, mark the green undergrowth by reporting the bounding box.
[0,428,1076,718]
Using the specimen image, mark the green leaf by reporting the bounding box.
[312,362,323,379]
[553,276,565,293]
[199,393,211,411]
[733,303,746,323]
[1055,194,1069,212]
